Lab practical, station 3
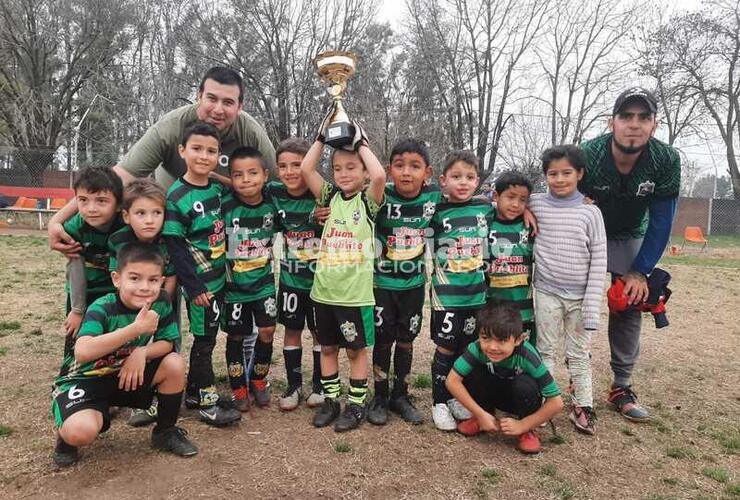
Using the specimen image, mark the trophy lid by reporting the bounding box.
[314,50,357,84]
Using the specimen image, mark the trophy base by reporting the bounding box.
[324,122,355,149]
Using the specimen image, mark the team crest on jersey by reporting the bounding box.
[352,210,361,224]
[476,213,487,229]
[340,321,358,342]
[636,180,655,197]
[423,201,436,220]
[228,362,244,378]
[264,297,277,318]
[409,314,421,335]
[263,213,274,230]
[463,316,476,335]
[519,228,530,245]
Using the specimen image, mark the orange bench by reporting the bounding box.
[9,196,40,209]
[0,187,73,229]
[681,226,708,252]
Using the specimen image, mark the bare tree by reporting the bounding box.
[177,0,377,143]
[0,0,133,181]
[535,0,639,146]
[636,6,706,146]
[655,2,740,198]
[404,0,551,180]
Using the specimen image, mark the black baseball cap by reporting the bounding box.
[612,87,658,115]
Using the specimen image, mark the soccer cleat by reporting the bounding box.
[53,436,78,467]
[184,393,200,410]
[517,430,542,454]
[432,403,457,431]
[457,417,482,436]
[198,399,242,427]
[569,406,596,435]
[151,426,198,457]
[232,386,250,413]
[128,404,158,427]
[185,386,220,409]
[251,379,271,408]
[278,385,303,412]
[389,395,423,425]
[608,386,651,422]
[306,391,325,408]
[313,398,341,428]
[447,398,473,420]
[366,395,389,426]
[334,403,365,432]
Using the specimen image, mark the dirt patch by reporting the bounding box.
[0,235,738,499]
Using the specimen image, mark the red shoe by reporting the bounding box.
[231,386,250,412]
[457,418,481,436]
[517,430,541,454]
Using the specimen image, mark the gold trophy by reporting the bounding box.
[313,50,357,148]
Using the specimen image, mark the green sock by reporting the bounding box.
[321,373,341,400]
[348,378,368,406]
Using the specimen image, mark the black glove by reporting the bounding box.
[315,103,336,143]
[342,119,368,151]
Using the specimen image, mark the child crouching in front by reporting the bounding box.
[446,302,563,454]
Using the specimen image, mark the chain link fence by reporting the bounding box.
[0,145,122,190]
[672,197,740,236]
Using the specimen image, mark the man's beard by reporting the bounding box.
[613,137,647,155]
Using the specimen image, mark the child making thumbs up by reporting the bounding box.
[51,242,197,467]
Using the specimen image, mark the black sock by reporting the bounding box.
[187,336,216,396]
[348,378,369,406]
[250,338,273,381]
[391,344,413,398]
[154,391,183,431]
[431,350,454,404]
[311,347,322,393]
[283,347,303,389]
[226,336,247,390]
[372,343,392,398]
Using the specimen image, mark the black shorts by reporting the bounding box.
[430,308,480,352]
[52,356,164,432]
[185,289,224,337]
[313,302,375,349]
[222,296,277,335]
[277,285,316,332]
[374,287,425,344]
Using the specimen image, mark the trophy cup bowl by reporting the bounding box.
[314,51,357,149]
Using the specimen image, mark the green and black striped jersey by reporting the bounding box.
[430,197,492,310]
[580,133,681,239]
[54,291,178,391]
[375,183,442,291]
[63,213,124,296]
[108,226,175,277]
[222,190,280,304]
[162,178,226,294]
[267,181,322,292]
[453,339,560,398]
[486,215,534,322]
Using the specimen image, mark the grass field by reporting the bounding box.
[0,233,739,499]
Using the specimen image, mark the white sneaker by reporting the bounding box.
[447,398,473,420]
[278,386,302,412]
[432,403,457,431]
[306,391,325,408]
